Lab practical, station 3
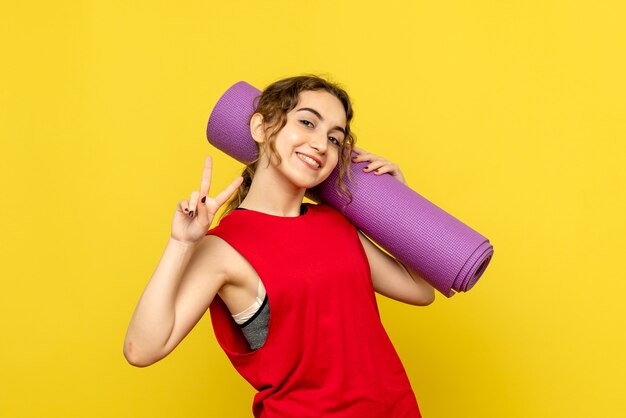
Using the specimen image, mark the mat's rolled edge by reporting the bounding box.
[206,81,260,163]
[454,242,494,293]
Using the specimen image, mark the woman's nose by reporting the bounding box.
[309,132,327,153]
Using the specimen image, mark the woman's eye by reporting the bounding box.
[300,120,314,127]
[328,136,340,146]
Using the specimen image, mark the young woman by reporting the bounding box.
[124,75,435,417]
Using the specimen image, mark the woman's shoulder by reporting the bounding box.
[194,234,248,279]
[307,202,355,228]
[205,208,248,235]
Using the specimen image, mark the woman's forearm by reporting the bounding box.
[124,237,200,365]
[398,261,436,305]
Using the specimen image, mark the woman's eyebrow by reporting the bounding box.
[296,107,346,136]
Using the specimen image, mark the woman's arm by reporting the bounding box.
[123,236,228,367]
[357,231,435,305]
[123,156,242,367]
[351,147,435,305]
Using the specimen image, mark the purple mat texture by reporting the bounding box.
[206,81,494,297]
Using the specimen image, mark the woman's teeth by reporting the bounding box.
[297,153,320,168]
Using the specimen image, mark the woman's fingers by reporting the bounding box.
[199,156,212,199]
[178,199,190,213]
[184,157,243,221]
[187,174,243,221]
[188,191,199,217]
[213,176,244,208]
[187,156,213,219]
[350,147,391,172]
[352,150,380,163]
[351,148,408,185]
[362,159,387,172]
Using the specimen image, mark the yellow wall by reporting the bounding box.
[1,1,624,417]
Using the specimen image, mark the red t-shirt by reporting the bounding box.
[206,203,421,417]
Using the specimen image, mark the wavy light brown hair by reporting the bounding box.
[220,75,356,219]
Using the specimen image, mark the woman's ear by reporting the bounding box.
[250,113,266,144]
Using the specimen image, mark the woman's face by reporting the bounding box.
[262,90,347,190]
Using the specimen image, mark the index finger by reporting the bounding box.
[199,156,212,198]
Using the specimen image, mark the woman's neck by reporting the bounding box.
[239,169,307,217]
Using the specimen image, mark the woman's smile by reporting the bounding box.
[295,152,321,169]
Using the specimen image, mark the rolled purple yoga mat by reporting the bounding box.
[206,81,494,297]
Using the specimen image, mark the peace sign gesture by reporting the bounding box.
[171,156,243,244]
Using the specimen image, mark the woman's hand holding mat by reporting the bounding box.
[352,146,408,186]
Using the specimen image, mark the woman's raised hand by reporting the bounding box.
[351,146,408,186]
[171,156,243,244]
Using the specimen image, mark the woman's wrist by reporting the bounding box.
[169,236,201,250]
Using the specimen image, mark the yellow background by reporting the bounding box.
[1,1,624,417]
